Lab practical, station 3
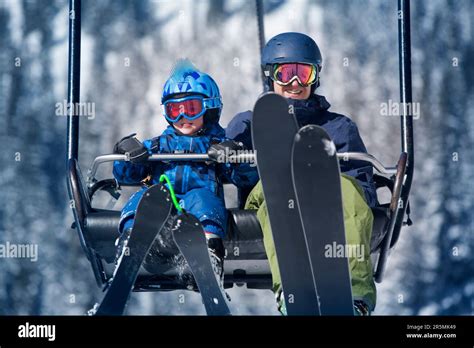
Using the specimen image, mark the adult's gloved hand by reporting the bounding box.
[208,140,245,163]
[113,133,149,163]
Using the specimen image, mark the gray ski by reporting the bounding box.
[171,213,231,316]
[94,184,173,315]
[251,92,320,315]
[292,125,354,315]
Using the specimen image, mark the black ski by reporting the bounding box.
[251,93,320,315]
[94,184,173,315]
[292,125,354,315]
[171,214,231,316]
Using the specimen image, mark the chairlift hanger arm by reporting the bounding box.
[87,152,398,185]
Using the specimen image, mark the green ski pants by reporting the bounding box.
[244,174,376,310]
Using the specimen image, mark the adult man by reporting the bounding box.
[226,32,376,315]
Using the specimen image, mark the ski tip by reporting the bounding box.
[258,91,283,99]
[298,124,331,140]
[254,92,288,109]
[139,183,172,199]
[293,125,337,157]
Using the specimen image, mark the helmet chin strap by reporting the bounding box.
[265,77,274,92]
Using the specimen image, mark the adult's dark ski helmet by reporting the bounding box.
[261,32,323,92]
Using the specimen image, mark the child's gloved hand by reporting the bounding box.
[113,133,149,163]
[208,140,245,163]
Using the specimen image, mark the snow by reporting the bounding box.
[2,0,23,46]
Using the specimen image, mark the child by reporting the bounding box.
[112,59,256,282]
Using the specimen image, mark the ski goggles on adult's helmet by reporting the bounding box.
[267,63,318,87]
[162,95,221,123]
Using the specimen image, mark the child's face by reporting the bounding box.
[168,93,205,135]
[173,115,204,135]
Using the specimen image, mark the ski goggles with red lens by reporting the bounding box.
[268,63,318,87]
[162,95,220,123]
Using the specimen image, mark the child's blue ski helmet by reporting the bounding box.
[162,59,223,124]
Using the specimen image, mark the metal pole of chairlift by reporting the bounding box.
[66,0,105,285]
[255,0,266,91]
[66,0,81,162]
[374,0,414,282]
[396,0,414,224]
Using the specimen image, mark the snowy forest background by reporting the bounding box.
[0,0,473,315]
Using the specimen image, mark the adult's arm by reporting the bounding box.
[225,110,254,150]
[335,119,378,207]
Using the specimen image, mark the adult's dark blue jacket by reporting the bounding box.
[225,94,378,207]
